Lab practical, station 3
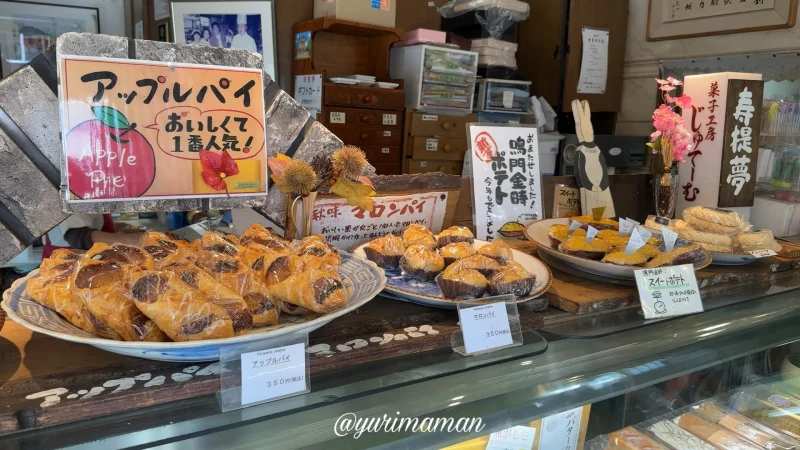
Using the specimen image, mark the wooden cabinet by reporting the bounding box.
[324,84,405,110]
[402,109,476,175]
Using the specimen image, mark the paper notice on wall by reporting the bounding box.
[577,28,609,95]
[294,74,323,118]
[153,0,170,21]
[300,192,449,249]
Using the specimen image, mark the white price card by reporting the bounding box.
[487,426,537,450]
[662,226,678,251]
[634,264,703,319]
[618,218,634,236]
[240,343,307,405]
[383,130,392,137]
[749,249,778,258]
[422,114,438,121]
[330,112,346,124]
[382,114,397,125]
[585,225,598,243]
[426,138,439,151]
[568,220,582,233]
[626,217,641,226]
[636,226,653,244]
[458,302,513,354]
[624,229,646,255]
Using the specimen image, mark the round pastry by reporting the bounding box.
[449,254,501,278]
[436,265,487,299]
[487,262,536,297]
[439,242,476,266]
[548,225,586,246]
[558,236,613,260]
[402,224,436,250]
[601,251,649,267]
[437,226,475,248]
[569,215,619,231]
[645,244,703,268]
[363,233,406,269]
[399,244,445,280]
[477,240,514,265]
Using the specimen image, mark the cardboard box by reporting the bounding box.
[314,0,397,28]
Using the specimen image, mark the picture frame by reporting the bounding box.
[170,0,278,83]
[157,22,170,42]
[0,0,99,78]
[647,0,798,41]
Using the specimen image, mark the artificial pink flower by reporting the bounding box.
[667,77,683,86]
[655,78,670,85]
[673,94,692,109]
[660,85,676,92]
[650,130,662,142]
[665,94,674,104]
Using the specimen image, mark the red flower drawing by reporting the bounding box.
[199,150,239,191]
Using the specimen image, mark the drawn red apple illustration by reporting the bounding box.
[66,106,156,199]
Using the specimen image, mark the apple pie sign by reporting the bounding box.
[58,55,266,202]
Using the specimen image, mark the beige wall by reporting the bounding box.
[617,0,800,136]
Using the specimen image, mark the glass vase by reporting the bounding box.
[654,164,679,219]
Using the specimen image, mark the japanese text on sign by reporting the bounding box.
[59,55,266,201]
[539,406,584,450]
[240,343,307,405]
[664,0,774,23]
[470,126,543,241]
[634,264,703,319]
[294,74,322,117]
[553,185,581,218]
[458,302,514,354]
[727,87,754,196]
[302,193,448,250]
[682,80,719,204]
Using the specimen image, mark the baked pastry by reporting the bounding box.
[647,420,715,450]
[606,427,667,450]
[86,243,156,270]
[239,223,290,250]
[558,236,613,260]
[363,234,406,269]
[602,251,649,267]
[130,271,235,341]
[196,231,242,257]
[685,214,741,235]
[292,235,341,271]
[673,219,734,249]
[645,244,703,268]
[49,248,81,261]
[608,244,661,260]
[436,226,475,248]
[477,240,513,265]
[141,231,191,252]
[487,261,535,297]
[684,206,748,228]
[569,215,619,231]
[165,264,253,334]
[436,265,487,299]
[698,242,734,253]
[449,254,501,278]
[676,413,761,450]
[736,230,782,253]
[402,224,436,250]
[693,402,797,450]
[73,259,165,342]
[548,225,586,246]
[266,265,347,314]
[597,229,630,247]
[439,242,477,266]
[400,245,445,280]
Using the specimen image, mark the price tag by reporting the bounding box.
[585,225,598,243]
[502,91,514,109]
[420,161,428,167]
[749,249,778,258]
[382,114,397,126]
[553,185,581,218]
[383,130,392,137]
[422,114,438,121]
[626,217,640,226]
[458,302,513,354]
[619,218,634,237]
[636,226,653,244]
[240,343,307,405]
[381,147,390,154]
[330,112,346,124]
[426,138,439,151]
[624,229,646,255]
[662,226,678,251]
[568,220,583,233]
[487,426,537,450]
[634,265,703,319]
[591,206,606,221]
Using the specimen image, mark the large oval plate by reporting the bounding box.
[352,240,552,309]
[1,252,385,362]
[525,218,711,280]
[709,245,782,266]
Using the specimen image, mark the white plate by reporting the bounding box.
[2,253,385,362]
[344,74,376,81]
[329,78,358,85]
[352,240,552,309]
[373,82,399,89]
[524,218,712,280]
[710,247,783,265]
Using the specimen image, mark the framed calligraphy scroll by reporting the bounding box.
[647,0,798,41]
[718,79,763,208]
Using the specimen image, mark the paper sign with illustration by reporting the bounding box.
[58,55,266,202]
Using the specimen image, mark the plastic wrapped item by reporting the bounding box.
[477,54,517,68]
[735,230,783,253]
[440,0,530,41]
[471,37,518,52]
[675,412,762,450]
[683,207,752,234]
[692,401,798,450]
[647,419,717,450]
[606,427,669,449]
[730,386,800,440]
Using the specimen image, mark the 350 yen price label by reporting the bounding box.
[458,302,513,354]
[240,343,307,405]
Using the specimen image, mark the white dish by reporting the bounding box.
[373,82,400,89]
[524,218,712,280]
[352,239,552,309]
[355,81,374,87]
[2,253,385,362]
[329,78,358,85]
[344,74,376,81]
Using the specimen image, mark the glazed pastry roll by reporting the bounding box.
[165,264,253,334]
[736,230,782,253]
[141,231,191,249]
[292,235,341,264]
[267,265,347,314]
[143,244,195,269]
[48,248,81,261]
[129,271,234,341]
[248,252,313,315]
[73,259,165,342]
[196,231,243,258]
[239,223,290,250]
[683,206,748,229]
[86,243,155,270]
[39,258,78,275]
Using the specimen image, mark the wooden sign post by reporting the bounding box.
[718,79,763,208]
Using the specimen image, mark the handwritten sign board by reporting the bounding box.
[663,0,775,23]
[299,192,449,250]
[634,264,703,319]
[718,79,763,208]
[487,426,536,450]
[58,55,266,202]
[469,125,542,241]
[294,74,322,118]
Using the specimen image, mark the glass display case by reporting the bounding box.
[1,283,798,450]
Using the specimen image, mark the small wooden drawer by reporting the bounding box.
[408,112,477,139]
[361,145,402,163]
[326,124,402,146]
[409,137,467,161]
[321,107,402,129]
[325,84,405,110]
[372,162,402,175]
[406,159,463,175]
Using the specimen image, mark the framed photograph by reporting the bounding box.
[157,22,170,42]
[0,1,99,78]
[170,0,277,82]
[647,0,798,41]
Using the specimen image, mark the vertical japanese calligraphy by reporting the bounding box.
[719,79,763,207]
[663,0,774,23]
[59,55,266,201]
[469,126,543,241]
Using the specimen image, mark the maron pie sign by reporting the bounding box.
[58,55,266,202]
